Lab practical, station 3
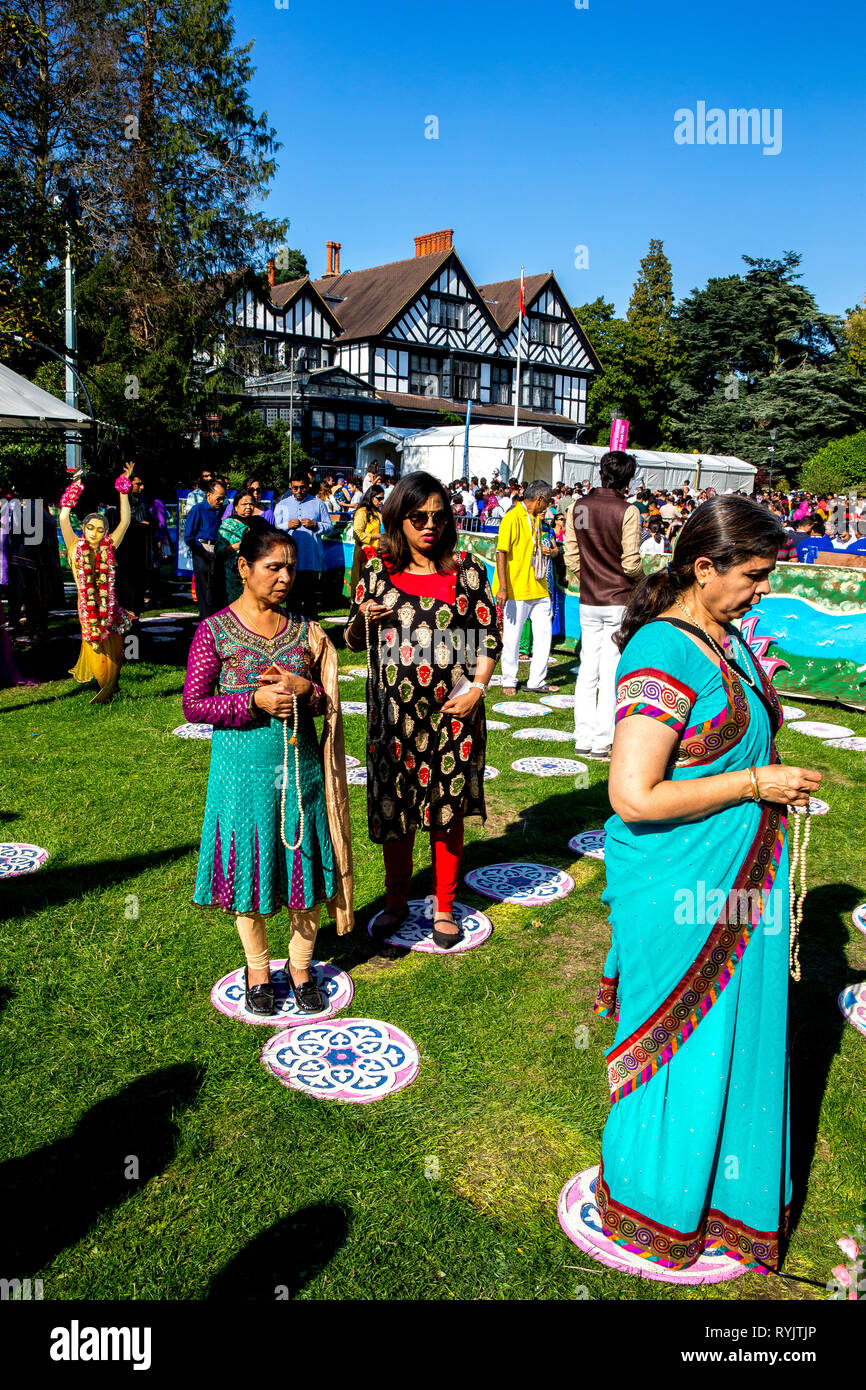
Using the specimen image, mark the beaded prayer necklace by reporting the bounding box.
[278,693,304,852]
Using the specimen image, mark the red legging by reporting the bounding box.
[382,820,465,916]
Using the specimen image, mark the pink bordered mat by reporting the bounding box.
[368,898,493,954]
[838,983,866,1038]
[260,1017,420,1102]
[558,1166,755,1285]
[210,959,353,1027]
[0,843,50,878]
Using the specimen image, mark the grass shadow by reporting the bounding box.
[206,1203,352,1300]
[0,1062,204,1276]
[0,847,198,924]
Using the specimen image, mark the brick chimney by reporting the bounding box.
[414,228,454,258]
[323,240,342,277]
[267,256,275,287]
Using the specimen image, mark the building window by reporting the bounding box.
[429,296,466,330]
[363,414,374,430]
[529,316,561,347]
[491,364,512,405]
[311,410,323,428]
[324,412,335,429]
[349,414,360,432]
[266,407,278,426]
[453,358,480,400]
[374,416,386,427]
[521,370,555,411]
[337,413,348,431]
[410,353,441,396]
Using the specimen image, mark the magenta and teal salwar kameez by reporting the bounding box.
[594,619,791,1272]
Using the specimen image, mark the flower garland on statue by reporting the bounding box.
[73,534,120,645]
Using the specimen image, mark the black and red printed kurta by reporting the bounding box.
[349,553,502,843]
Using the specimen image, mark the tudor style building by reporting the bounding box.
[221,231,602,474]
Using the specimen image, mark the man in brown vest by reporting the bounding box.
[563,450,642,758]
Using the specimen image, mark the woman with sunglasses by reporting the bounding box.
[242,477,275,524]
[346,473,502,946]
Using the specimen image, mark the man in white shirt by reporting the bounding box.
[274,470,333,617]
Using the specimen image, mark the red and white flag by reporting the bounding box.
[518,266,526,317]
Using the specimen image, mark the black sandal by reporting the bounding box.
[432,915,462,950]
[244,966,275,1016]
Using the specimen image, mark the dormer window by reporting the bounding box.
[529,315,561,348]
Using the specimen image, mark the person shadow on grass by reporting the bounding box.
[206,1204,351,1300]
[0,1062,203,1278]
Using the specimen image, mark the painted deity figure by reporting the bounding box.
[58,465,135,704]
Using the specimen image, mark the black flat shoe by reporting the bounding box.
[370,906,407,940]
[432,916,463,950]
[244,967,275,1016]
[290,976,327,1013]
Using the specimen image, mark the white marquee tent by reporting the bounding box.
[562,443,757,494]
[0,361,92,430]
[399,423,566,486]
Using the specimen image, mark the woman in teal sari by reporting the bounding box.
[584,496,821,1278]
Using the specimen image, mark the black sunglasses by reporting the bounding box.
[406,509,447,531]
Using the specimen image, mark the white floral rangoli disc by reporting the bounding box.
[558,1167,751,1285]
[823,736,866,752]
[346,766,368,785]
[511,756,588,778]
[173,723,213,739]
[346,666,368,677]
[852,904,866,936]
[781,705,805,721]
[338,674,357,683]
[539,693,576,709]
[790,721,854,740]
[512,726,574,743]
[144,623,183,633]
[143,611,194,621]
[344,755,361,768]
[568,829,607,860]
[211,959,353,1026]
[790,797,829,815]
[368,899,493,954]
[838,983,866,1038]
[491,701,550,717]
[260,1017,420,1102]
[0,843,50,878]
[464,861,574,905]
[484,766,499,780]
[485,720,510,731]
[341,702,367,715]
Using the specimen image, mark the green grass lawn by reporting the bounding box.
[1,620,864,1302]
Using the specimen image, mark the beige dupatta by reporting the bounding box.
[307,622,355,934]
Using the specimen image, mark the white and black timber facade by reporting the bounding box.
[220,231,602,475]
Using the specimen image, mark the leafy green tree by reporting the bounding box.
[800,430,866,493]
[273,247,308,285]
[843,298,866,376]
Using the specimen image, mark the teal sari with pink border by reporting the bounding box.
[595,619,790,1272]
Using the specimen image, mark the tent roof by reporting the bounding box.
[402,423,565,453]
[562,442,756,474]
[0,361,92,430]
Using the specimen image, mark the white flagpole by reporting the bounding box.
[513,265,524,429]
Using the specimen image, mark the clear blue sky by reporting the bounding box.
[231,0,865,319]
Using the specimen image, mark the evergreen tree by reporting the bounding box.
[273,247,308,285]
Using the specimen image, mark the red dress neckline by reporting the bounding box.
[383,558,458,600]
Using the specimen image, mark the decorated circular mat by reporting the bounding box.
[780,705,805,721]
[823,735,866,751]
[484,765,499,780]
[143,623,183,633]
[0,843,50,878]
[568,829,607,860]
[150,635,175,642]
[790,797,829,815]
[464,861,575,905]
[260,1018,420,1102]
[347,666,368,677]
[145,610,194,620]
[539,692,576,709]
[790,721,855,740]
[485,719,510,731]
[838,983,866,1038]
[512,726,574,743]
[491,701,550,717]
[338,674,357,683]
[558,1167,752,1285]
[341,702,367,715]
[852,904,866,936]
[367,898,493,954]
[346,766,368,786]
[344,755,361,768]
[211,959,353,1026]
[173,723,213,739]
[511,756,588,778]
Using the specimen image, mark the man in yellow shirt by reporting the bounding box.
[493,479,558,695]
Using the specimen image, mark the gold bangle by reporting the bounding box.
[748,765,760,802]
